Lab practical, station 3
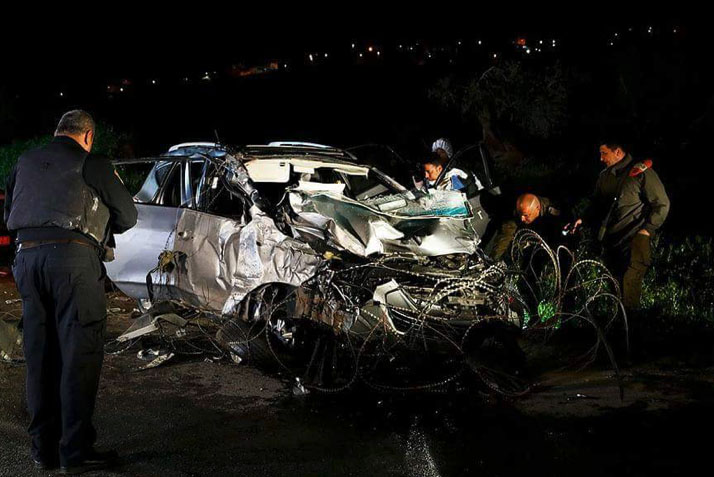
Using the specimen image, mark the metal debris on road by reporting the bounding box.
[0,319,24,363]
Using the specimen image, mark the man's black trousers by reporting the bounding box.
[12,242,107,466]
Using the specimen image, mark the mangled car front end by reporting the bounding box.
[107,144,525,393]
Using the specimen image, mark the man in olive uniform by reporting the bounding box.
[488,193,569,261]
[4,110,137,473]
[570,142,670,310]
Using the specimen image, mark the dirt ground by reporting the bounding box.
[2,268,714,477]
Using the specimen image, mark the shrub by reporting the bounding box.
[0,123,132,189]
[642,235,714,323]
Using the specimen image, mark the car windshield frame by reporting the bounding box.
[119,147,413,209]
[339,166,408,201]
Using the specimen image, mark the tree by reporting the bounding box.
[430,61,568,166]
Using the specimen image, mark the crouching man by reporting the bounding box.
[488,193,569,261]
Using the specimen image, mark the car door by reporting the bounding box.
[445,144,501,238]
[106,158,192,301]
[164,160,251,312]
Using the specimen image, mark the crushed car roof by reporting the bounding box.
[114,142,359,166]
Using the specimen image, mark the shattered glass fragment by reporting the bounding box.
[139,352,175,370]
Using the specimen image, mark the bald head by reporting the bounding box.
[516,193,541,224]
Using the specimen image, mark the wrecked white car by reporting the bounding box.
[107,143,527,394]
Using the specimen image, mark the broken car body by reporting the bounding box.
[107,143,525,392]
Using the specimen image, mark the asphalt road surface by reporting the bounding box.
[2,270,714,476]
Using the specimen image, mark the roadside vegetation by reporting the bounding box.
[0,123,146,194]
[2,103,712,327]
[431,60,714,327]
[643,236,714,324]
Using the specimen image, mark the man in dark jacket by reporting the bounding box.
[487,193,569,261]
[570,142,670,310]
[4,110,137,474]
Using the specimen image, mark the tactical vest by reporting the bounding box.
[7,143,111,244]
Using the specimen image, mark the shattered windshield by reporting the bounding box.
[345,168,406,200]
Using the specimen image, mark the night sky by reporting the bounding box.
[3,8,696,84]
[2,8,708,233]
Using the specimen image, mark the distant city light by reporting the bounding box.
[54,27,685,94]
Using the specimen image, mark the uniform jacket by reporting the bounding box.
[513,195,567,238]
[588,154,670,249]
[489,195,568,260]
[4,136,138,247]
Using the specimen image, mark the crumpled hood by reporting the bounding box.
[285,188,480,257]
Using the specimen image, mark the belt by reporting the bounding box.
[17,239,96,251]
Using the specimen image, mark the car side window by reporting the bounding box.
[158,162,182,207]
[134,160,173,203]
[198,165,246,220]
[186,160,207,208]
[155,161,173,186]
